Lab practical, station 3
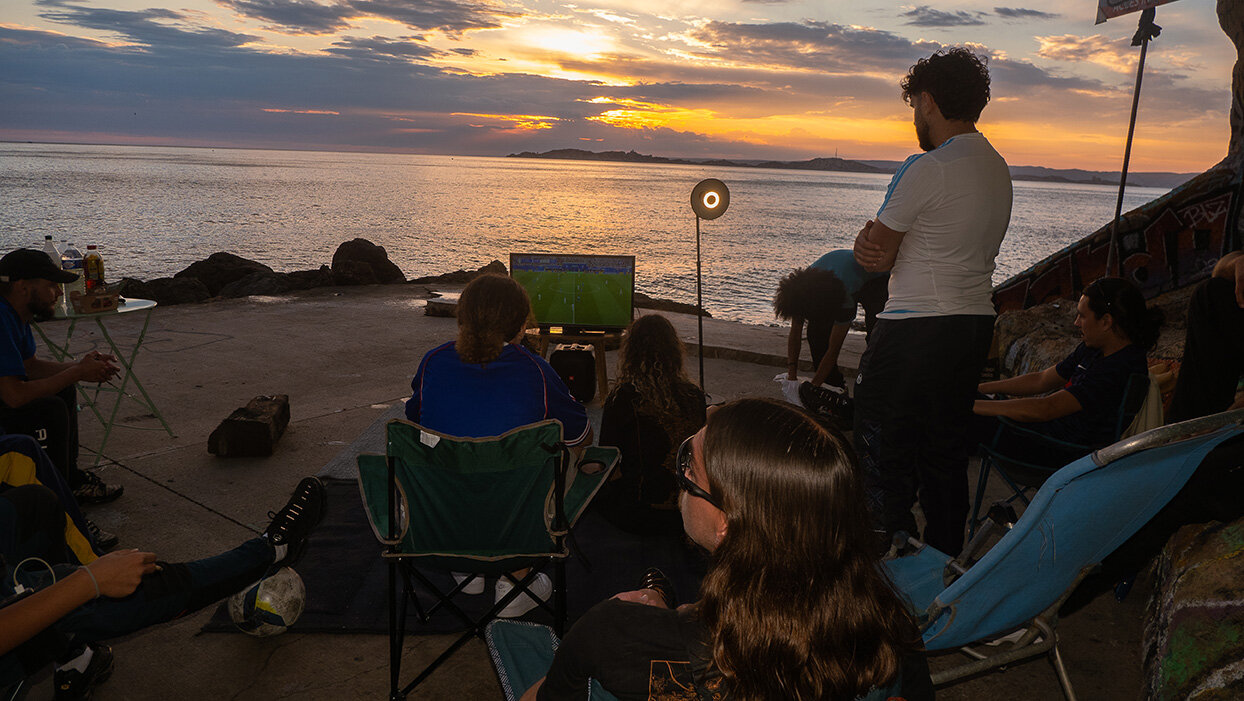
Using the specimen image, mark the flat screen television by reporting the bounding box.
[510,253,635,333]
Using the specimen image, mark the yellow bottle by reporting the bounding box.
[84,245,105,292]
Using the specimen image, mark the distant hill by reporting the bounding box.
[510,149,1194,189]
[507,149,885,174]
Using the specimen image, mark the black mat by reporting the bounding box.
[204,479,707,634]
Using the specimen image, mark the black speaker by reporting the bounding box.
[549,343,596,402]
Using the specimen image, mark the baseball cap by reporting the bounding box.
[0,248,80,284]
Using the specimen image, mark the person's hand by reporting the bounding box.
[86,549,159,598]
[853,220,884,270]
[612,588,668,608]
[77,352,120,383]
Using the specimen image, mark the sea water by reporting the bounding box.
[0,142,1167,325]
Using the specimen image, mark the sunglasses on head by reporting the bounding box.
[676,436,722,510]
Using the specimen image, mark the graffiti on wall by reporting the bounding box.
[993,168,1243,314]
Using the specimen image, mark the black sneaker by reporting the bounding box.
[72,471,124,506]
[264,477,327,567]
[85,519,119,551]
[54,643,113,701]
[798,381,854,424]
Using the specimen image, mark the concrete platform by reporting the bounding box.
[24,283,1143,700]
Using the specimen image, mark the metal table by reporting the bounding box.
[34,298,175,465]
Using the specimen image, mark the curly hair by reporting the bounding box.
[611,314,700,422]
[901,47,991,123]
[1081,276,1165,351]
[455,274,531,365]
[698,399,920,700]
[773,268,847,323]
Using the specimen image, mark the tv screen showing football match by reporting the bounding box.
[510,253,635,332]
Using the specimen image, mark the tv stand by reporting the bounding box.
[525,328,621,401]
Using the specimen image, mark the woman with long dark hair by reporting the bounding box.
[596,314,705,534]
[519,398,931,700]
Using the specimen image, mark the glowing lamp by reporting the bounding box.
[689,178,730,395]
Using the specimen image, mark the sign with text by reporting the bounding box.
[1096,0,1180,25]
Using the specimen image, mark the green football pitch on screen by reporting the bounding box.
[513,268,633,328]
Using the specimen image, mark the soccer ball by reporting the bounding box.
[228,567,306,636]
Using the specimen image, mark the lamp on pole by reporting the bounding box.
[689,178,729,395]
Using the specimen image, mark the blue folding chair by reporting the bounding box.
[885,409,1244,700]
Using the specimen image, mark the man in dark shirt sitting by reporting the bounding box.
[974,277,1162,456]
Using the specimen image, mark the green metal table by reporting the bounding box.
[34,298,175,466]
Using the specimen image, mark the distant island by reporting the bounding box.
[508,148,1194,190]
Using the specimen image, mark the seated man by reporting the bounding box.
[774,250,888,393]
[0,248,123,505]
[974,277,1162,459]
[0,476,326,700]
[502,399,931,701]
[1168,250,1243,422]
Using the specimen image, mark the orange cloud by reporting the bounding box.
[451,112,560,130]
[260,108,340,115]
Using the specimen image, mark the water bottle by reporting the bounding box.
[61,243,85,310]
[43,236,67,315]
[84,245,105,292]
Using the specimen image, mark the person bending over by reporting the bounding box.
[597,314,705,535]
[0,248,123,506]
[773,250,889,391]
[0,477,325,700]
[405,273,590,616]
[974,277,1163,459]
[518,398,931,701]
[1167,250,1244,422]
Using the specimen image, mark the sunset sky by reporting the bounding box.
[0,0,1235,172]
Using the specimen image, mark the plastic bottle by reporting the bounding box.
[61,243,86,309]
[42,235,61,265]
[83,245,105,292]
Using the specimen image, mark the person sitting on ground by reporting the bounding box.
[1,432,109,563]
[514,398,932,701]
[0,476,326,700]
[405,273,591,617]
[1167,250,1244,422]
[596,314,705,535]
[974,277,1163,460]
[774,250,889,392]
[0,248,124,507]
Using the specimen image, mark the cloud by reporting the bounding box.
[901,6,986,27]
[216,0,353,35]
[36,0,258,49]
[1035,34,1135,72]
[325,35,448,62]
[994,7,1059,21]
[684,20,942,73]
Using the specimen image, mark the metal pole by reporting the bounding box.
[696,215,705,393]
[1107,7,1160,278]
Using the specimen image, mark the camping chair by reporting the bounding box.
[357,419,619,700]
[884,408,1244,700]
[969,372,1150,537]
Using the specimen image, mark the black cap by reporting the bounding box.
[0,248,80,284]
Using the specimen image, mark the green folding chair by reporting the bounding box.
[357,418,618,701]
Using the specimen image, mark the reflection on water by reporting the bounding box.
[1,143,1165,325]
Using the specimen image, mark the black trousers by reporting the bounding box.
[854,315,994,556]
[1168,277,1244,423]
[0,385,82,488]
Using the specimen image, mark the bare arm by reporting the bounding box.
[1212,251,1243,307]
[785,317,804,380]
[978,366,1066,398]
[853,219,906,273]
[0,550,158,656]
[973,389,1083,423]
[519,679,544,701]
[0,352,118,408]
[810,323,850,386]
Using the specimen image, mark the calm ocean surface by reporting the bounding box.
[0,143,1166,325]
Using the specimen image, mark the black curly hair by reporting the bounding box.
[773,268,846,323]
[1081,277,1165,351]
[901,47,991,123]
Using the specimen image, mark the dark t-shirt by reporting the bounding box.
[1043,342,1147,446]
[538,599,934,701]
[0,297,35,381]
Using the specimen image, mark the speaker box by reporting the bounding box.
[549,344,596,402]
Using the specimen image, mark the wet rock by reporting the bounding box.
[285,266,335,291]
[219,271,291,298]
[174,252,274,296]
[117,276,211,306]
[331,238,405,285]
[410,260,507,284]
[634,292,710,318]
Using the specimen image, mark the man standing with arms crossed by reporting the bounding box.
[853,48,1012,557]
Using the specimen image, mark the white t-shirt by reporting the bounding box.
[874,132,1012,318]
